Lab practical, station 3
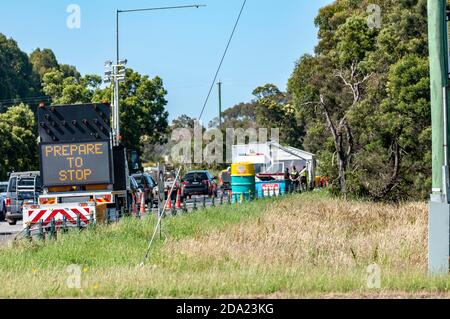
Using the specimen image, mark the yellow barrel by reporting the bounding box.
[231,163,255,176]
[231,163,256,202]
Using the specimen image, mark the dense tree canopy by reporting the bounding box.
[0,34,40,101]
[0,104,38,179]
[288,0,430,200]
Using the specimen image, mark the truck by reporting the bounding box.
[22,103,132,229]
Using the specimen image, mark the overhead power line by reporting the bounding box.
[198,0,247,121]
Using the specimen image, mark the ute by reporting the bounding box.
[22,103,132,229]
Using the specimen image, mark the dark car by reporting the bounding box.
[181,171,218,198]
[132,173,156,205]
[5,172,42,225]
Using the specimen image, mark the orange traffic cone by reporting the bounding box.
[175,189,182,209]
[140,192,146,215]
[166,197,173,210]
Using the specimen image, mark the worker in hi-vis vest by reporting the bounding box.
[290,166,300,191]
[300,166,308,191]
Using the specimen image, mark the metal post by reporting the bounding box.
[203,196,206,209]
[38,220,44,241]
[218,81,222,126]
[183,198,188,213]
[172,200,177,216]
[116,10,120,64]
[50,218,56,240]
[428,0,450,274]
[89,212,95,228]
[62,216,67,233]
[26,225,31,240]
[193,198,198,211]
[77,213,81,229]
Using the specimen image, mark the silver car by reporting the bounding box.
[0,182,8,221]
[5,172,42,225]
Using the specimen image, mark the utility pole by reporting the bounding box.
[218,81,222,126]
[428,0,450,274]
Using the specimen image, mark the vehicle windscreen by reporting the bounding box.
[0,185,7,193]
[18,178,35,188]
[17,177,41,199]
[185,173,208,182]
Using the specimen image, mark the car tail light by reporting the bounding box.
[182,181,188,186]
[5,198,10,206]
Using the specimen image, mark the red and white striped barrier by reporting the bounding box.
[23,203,95,229]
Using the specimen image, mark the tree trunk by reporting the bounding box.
[336,133,347,195]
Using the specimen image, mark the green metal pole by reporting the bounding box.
[429,0,448,199]
[428,0,450,274]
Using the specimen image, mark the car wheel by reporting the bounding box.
[0,207,5,221]
[8,220,17,226]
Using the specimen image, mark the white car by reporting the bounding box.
[0,182,7,221]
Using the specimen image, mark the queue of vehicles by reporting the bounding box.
[0,167,223,226]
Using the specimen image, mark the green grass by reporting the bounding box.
[0,191,450,298]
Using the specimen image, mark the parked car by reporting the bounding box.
[131,173,157,205]
[5,172,42,225]
[0,181,8,221]
[181,171,218,198]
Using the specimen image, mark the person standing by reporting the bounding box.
[284,168,291,193]
[300,166,308,191]
[290,166,300,191]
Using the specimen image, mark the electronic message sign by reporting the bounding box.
[40,141,112,187]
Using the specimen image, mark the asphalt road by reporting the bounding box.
[0,220,23,247]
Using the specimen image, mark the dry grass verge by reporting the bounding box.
[0,192,449,298]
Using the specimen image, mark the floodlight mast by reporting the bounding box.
[104,60,127,147]
[110,4,205,147]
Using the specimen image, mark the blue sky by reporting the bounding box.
[0,0,332,124]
